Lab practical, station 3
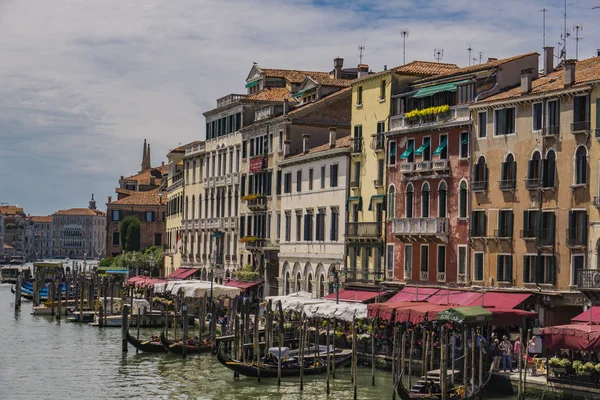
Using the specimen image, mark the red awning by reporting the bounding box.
[488,308,538,326]
[540,324,600,352]
[387,287,439,303]
[571,307,600,325]
[470,292,531,309]
[224,279,261,290]
[324,289,385,303]
[166,267,199,280]
[127,276,165,288]
[127,276,144,285]
[394,303,450,324]
[368,301,415,321]
[427,290,483,306]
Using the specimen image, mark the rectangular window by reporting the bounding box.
[532,102,543,131]
[376,159,384,185]
[389,141,397,165]
[377,121,385,133]
[470,210,486,237]
[308,168,314,190]
[112,210,121,221]
[145,211,155,222]
[406,138,415,163]
[353,161,361,186]
[269,133,273,153]
[330,208,339,241]
[276,170,282,195]
[386,244,394,279]
[459,132,469,158]
[496,254,513,282]
[320,165,326,189]
[458,246,467,276]
[316,209,326,241]
[522,210,539,238]
[330,164,338,187]
[284,173,292,194]
[438,134,448,160]
[420,244,429,272]
[523,255,555,284]
[266,214,272,238]
[304,211,313,241]
[380,80,386,100]
[276,213,281,239]
[478,111,487,138]
[457,82,475,104]
[405,244,413,274]
[249,138,255,157]
[572,254,585,285]
[240,216,246,238]
[242,140,247,159]
[497,209,513,238]
[568,210,588,247]
[296,213,302,241]
[574,95,590,124]
[357,86,363,105]
[112,232,120,246]
[474,253,484,281]
[285,213,291,242]
[547,99,560,129]
[296,170,302,192]
[154,233,162,246]
[494,107,516,135]
[437,245,446,274]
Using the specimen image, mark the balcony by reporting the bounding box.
[185,141,205,156]
[420,271,429,281]
[400,163,415,174]
[351,137,363,154]
[371,133,385,152]
[520,229,536,240]
[373,179,383,188]
[571,121,590,134]
[541,125,559,138]
[472,180,487,193]
[241,237,269,250]
[226,172,239,185]
[437,272,446,282]
[536,229,555,247]
[345,222,382,240]
[207,177,215,188]
[595,129,600,139]
[208,218,223,229]
[493,229,512,241]
[567,228,587,248]
[499,179,516,191]
[432,159,449,172]
[216,175,226,186]
[223,217,237,229]
[525,177,542,190]
[216,93,247,107]
[415,161,432,173]
[576,269,600,291]
[392,217,449,242]
[389,105,470,131]
[245,195,267,211]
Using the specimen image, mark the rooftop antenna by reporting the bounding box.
[573,24,583,60]
[540,8,548,48]
[434,48,444,63]
[468,44,473,66]
[559,0,569,62]
[401,31,409,65]
[479,51,483,65]
[358,45,365,65]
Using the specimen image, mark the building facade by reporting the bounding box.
[386,53,538,286]
[31,215,53,259]
[277,133,351,297]
[0,205,33,260]
[0,214,4,260]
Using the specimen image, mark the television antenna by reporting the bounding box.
[401,31,409,65]
[358,45,365,65]
[478,52,483,65]
[573,24,583,60]
[540,8,548,48]
[468,44,473,66]
[558,0,569,62]
[434,48,444,63]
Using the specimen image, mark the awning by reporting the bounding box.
[488,308,538,326]
[461,136,469,144]
[291,87,316,98]
[224,279,261,291]
[436,306,493,324]
[368,195,386,211]
[212,232,224,238]
[395,303,450,324]
[166,267,199,280]
[104,269,128,275]
[400,143,414,159]
[471,292,531,309]
[127,276,166,288]
[571,307,600,325]
[427,290,482,306]
[412,79,471,98]
[245,80,259,88]
[414,138,430,155]
[347,196,362,211]
[433,136,447,156]
[540,324,600,352]
[324,289,385,303]
[388,287,439,302]
[368,301,415,321]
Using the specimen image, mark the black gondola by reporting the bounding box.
[216,344,353,378]
[159,331,212,355]
[126,330,167,353]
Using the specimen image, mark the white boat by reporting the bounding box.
[0,265,31,283]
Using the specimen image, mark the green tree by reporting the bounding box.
[119,216,141,251]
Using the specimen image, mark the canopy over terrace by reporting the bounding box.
[571,306,600,325]
[265,292,368,321]
[388,287,439,302]
[323,289,386,303]
[541,324,600,352]
[394,303,451,324]
[265,291,324,313]
[127,276,166,288]
[470,292,531,309]
[166,267,199,280]
[153,280,241,298]
[427,290,482,306]
[367,301,416,321]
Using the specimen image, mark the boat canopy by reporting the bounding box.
[153,279,241,298]
[267,347,291,360]
[265,291,368,321]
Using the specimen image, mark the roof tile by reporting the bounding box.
[110,189,165,206]
[54,208,105,217]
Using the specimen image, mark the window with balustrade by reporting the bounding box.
[574,145,588,185]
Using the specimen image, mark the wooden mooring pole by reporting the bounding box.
[15,272,22,309]
[277,300,283,386]
[182,302,188,359]
[121,304,129,352]
[326,318,331,395]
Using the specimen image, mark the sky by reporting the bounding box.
[1,0,599,216]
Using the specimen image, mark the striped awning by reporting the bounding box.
[245,80,259,89]
[412,79,470,98]
[414,138,430,155]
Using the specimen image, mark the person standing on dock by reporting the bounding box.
[451,331,462,361]
[500,336,513,373]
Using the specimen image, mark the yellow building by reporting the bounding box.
[347,62,458,285]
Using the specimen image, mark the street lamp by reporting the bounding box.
[210,244,217,306]
[132,251,138,276]
[329,263,343,304]
[149,258,155,278]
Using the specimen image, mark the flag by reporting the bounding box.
[176,233,182,253]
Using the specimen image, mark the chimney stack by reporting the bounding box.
[333,57,344,79]
[357,64,369,78]
[302,134,311,154]
[108,196,112,204]
[89,194,96,210]
[487,57,498,62]
[520,68,533,95]
[544,46,554,75]
[384,65,387,71]
[564,59,576,87]
[597,49,600,57]
[283,140,291,156]
[329,127,337,148]
[283,99,289,115]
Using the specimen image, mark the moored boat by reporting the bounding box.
[159,331,212,355]
[126,330,167,353]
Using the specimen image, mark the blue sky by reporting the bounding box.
[1,0,599,215]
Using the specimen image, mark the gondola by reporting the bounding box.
[159,331,212,355]
[126,330,167,353]
[216,344,353,378]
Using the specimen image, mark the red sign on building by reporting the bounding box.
[249,156,265,173]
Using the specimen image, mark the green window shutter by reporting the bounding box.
[549,256,556,285]
[549,212,556,242]
[483,163,488,190]
[510,161,516,182]
[496,255,502,282]
[535,256,543,284]
[508,211,514,236]
[523,255,529,283]
[507,256,513,283]
[523,211,529,233]
[596,99,600,130]
[470,211,476,236]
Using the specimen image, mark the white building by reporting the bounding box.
[277,132,351,297]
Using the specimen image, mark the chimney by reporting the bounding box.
[384,65,387,71]
[89,194,96,210]
[283,140,291,156]
[544,46,554,75]
[333,57,344,79]
[487,57,498,62]
[150,177,156,186]
[162,161,165,166]
[597,49,600,57]
[329,127,337,148]
[283,99,289,115]
[357,64,369,78]
[520,68,533,95]
[302,134,311,154]
[564,59,576,87]
[108,196,112,204]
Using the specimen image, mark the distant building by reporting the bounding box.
[106,140,167,257]
[31,215,53,259]
[52,196,106,259]
[0,205,33,260]
[0,214,4,260]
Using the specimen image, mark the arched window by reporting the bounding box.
[296,272,302,292]
[421,182,430,218]
[575,146,588,185]
[307,273,313,294]
[501,154,516,190]
[388,185,396,218]
[191,195,196,219]
[438,181,447,218]
[406,183,414,218]
[527,151,542,188]
[459,180,468,218]
[473,156,488,191]
[285,272,291,295]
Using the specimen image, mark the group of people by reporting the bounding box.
[490,334,539,374]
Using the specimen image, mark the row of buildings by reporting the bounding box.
[0,198,106,262]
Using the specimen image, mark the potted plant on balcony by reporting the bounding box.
[234,264,261,281]
[241,193,263,202]
[240,236,259,243]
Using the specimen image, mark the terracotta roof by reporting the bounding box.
[261,69,330,84]
[285,136,351,161]
[393,60,459,76]
[122,165,168,184]
[414,52,538,84]
[31,215,53,223]
[170,140,202,153]
[116,188,135,196]
[480,55,600,103]
[245,87,295,102]
[286,86,351,117]
[0,206,24,215]
[110,189,165,206]
[308,75,353,88]
[54,208,105,217]
[4,244,15,250]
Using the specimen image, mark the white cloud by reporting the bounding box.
[1,0,599,214]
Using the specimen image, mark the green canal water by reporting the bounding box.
[0,285,517,399]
